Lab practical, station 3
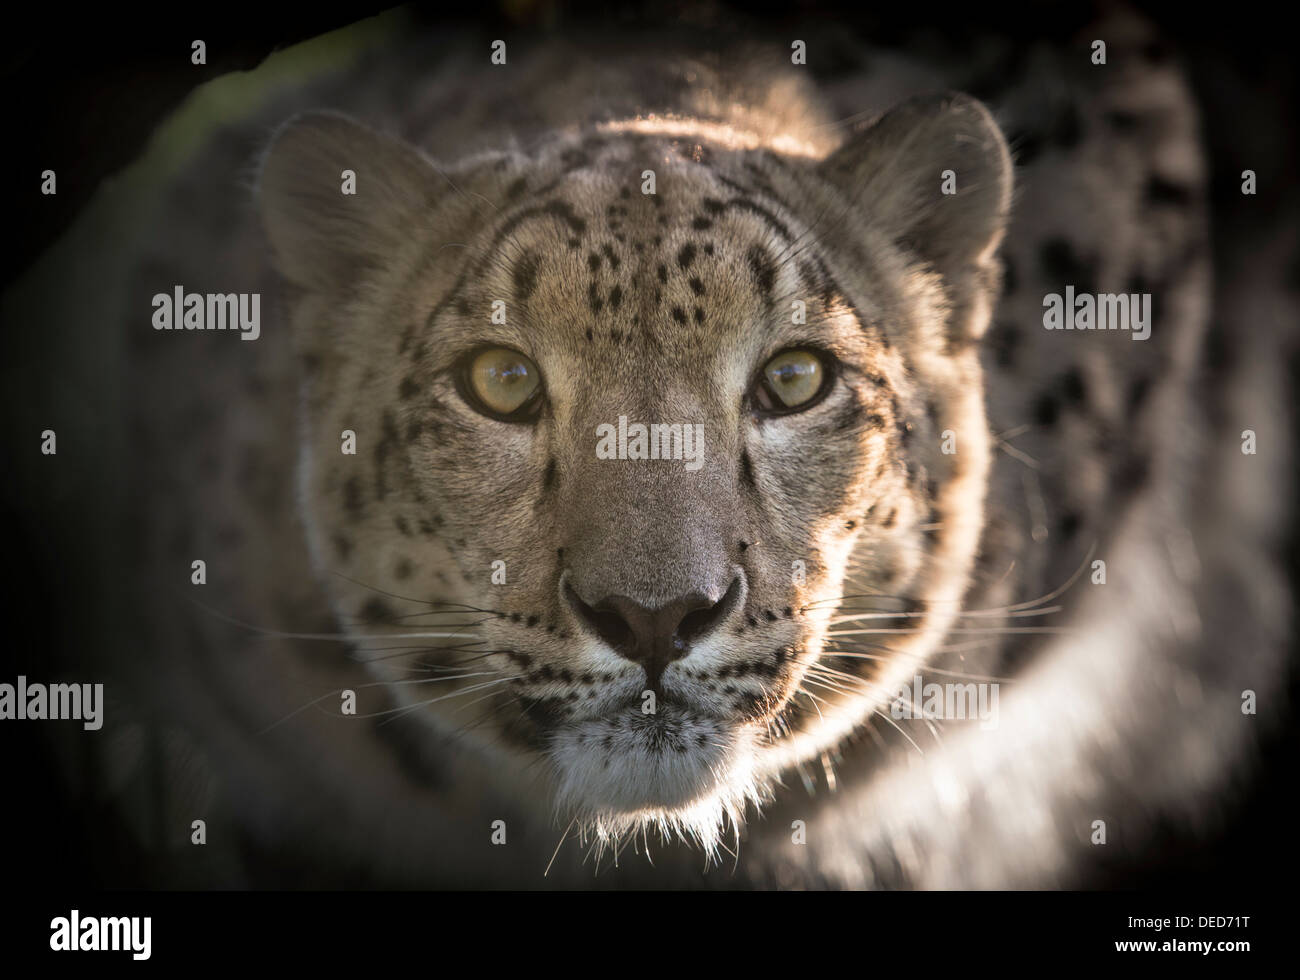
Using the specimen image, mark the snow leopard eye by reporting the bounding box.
[751,348,832,415]
[460,347,544,421]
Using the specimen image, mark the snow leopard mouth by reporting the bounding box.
[545,704,760,813]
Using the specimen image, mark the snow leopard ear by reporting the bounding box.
[819,92,1012,343]
[257,111,441,293]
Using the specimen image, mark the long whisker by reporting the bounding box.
[256,670,506,735]
[828,604,1063,624]
[827,625,1076,637]
[545,815,580,878]
[181,591,485,644]
[373,678,516,727]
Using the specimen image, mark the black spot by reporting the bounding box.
[1052,103,1083,149]
[740,450,758,490]
[1128,375,1153,413]
[513,251,539,302]
[835,402,866,432]
[359,597,395,624]
[374,410,400,500]
[1113,452,1151,495]
[561,148,590,171]
[1106,110,1141,133]
[1039,238,1098,295]
[394,558,412,580]
[394,516,411,537]
[747,245,775,298]
[608,284,623,311]
[671,306,687,324]
[405,418,423,443]
[399,375,420,400]
[701,198,726,214]
[588,282,603,313]
[1002,254,1018,297]
[657,263,668,284]
[797,260,825,301]
[1059,511,1081,540]
[1061,367,1087,405]
[692,216,713,230]
[504,176,527,201]
[542,457,557,491]
[688,276,705,296]
[588,253,601,273]
[343,476,364,520]
[601,244,621,270]
[677,243,697,270]
[1146,176,1195,208]
[397,323,417,355]
[1034,392,1061,427]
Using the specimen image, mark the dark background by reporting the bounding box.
[2,0,1296,891]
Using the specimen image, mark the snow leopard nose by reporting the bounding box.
[564,577,742,683]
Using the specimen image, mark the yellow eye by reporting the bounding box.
[465,347,542,418]
[756,349,827,412]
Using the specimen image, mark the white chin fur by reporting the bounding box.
[547,710,768,857]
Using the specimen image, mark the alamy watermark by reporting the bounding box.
[890,674,1000,730]
[596,415,705,471]
[152,285,261,341]
[50,910,150,960]
[1042,285,1151,341]
[0,676,103,731]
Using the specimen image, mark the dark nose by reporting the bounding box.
[564,577,741,686]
